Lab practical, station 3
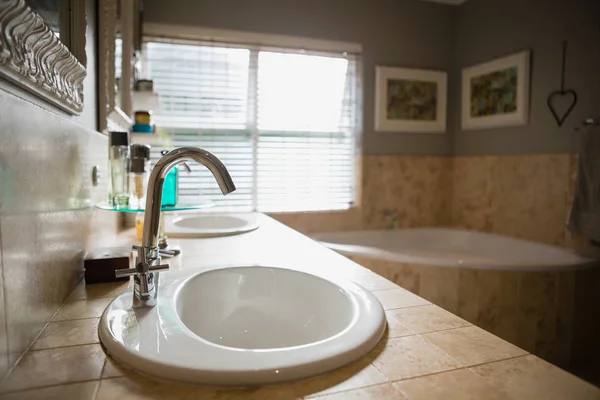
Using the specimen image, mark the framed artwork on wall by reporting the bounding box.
[461,50,531,130]
[375,66,447,133]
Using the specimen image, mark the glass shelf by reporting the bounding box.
[95,200,215,213]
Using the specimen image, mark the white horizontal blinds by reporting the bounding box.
[256,51,356,211]
[148,132,254,211]
[145,41,254,211]
[143,38,358,212]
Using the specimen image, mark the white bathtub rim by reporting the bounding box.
[314,228,599,272]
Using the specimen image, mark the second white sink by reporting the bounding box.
[164,213,259,238]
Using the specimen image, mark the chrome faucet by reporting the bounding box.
[115,147,236,307]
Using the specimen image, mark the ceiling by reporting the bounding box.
[420,0,468,5]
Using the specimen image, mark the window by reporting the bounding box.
[139,37,360,212]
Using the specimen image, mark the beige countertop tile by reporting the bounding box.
[388,304,471,334]
[52,298,114,322]
[68,281,131,301]
[385,312,414,338]
[422,326,528,367]
[371,335,461,381]
[2,215,597,399]
[393,369,513,400]
[31,318,99,350]
[96,376,197,400]
[372,289,430,310]
[0,381,99,400]
[311,383,406,399]
[471,355,600,400]
[0,344,105,393]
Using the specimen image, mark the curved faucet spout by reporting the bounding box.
[142,147,236,249]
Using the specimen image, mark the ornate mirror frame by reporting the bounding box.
[0,0,87,114]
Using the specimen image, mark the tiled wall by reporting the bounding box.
[273,153,579,251]
[451,154,578,248]
[270,155,453,234]
[0,88,119,377]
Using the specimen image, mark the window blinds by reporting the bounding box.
[142,39,360,212]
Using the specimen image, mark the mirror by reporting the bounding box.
[0,0,87,114]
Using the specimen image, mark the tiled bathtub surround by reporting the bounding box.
[346,254,600,371]
[271,155,453,234]
[451,154,579,248]
[0,218,598,399]
[0,89,119,377]
[273,153,580,253]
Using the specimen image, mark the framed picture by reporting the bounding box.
[375,67,447,133]
[462,50,531,130]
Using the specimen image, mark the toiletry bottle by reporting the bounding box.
[109,131,130,206]
[135,212,144,242]
[129,144,151,209]
[129,158,149,209]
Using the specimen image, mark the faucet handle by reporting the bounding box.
[115,267,138,279]
[148,264,170,273]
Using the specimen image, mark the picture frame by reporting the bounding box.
[461,50,531,130]
[0,0,87,114]
[375,66,447,133]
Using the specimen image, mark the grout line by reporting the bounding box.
[465,354,530,370]
[0,378,101,395]
[46,316,100,323]
[28,342,101,353]
[0,218,8,387]
[92,379,102,400]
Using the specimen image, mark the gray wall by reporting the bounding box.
[453,0,600,156]
[143,0,457,156]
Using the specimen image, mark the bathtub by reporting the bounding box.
[313,228,597,271]
[313,228,600,370]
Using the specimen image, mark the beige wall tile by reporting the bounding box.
[68,280,131,300]
[32,319,99,350]
[52,298,113,321]
[96,376,197,400]
[0,344,105,393]
[372,289,430,310]
[362,156,452,230]
[471,355,600,400]
[0,381,99,400]
[371,335,461,381]
[0,242,6,380]
[451,156,495,231]
[0,90,120,372]
[417,265,460,314]
[388,304,471,334]
[394,368,513,400]
[451,154,574,249]
[311,383,405,400]
[490,154,570,246]
[422,326,527,367]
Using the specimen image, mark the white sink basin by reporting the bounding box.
[99,266,386,386]
[164,213,259,238]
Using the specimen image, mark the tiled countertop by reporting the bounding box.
[0,215,599,399]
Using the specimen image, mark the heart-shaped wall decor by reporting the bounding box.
[547,89,577,127]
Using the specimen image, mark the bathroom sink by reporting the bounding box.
[99,265,386,385]
[164,213,259,238]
